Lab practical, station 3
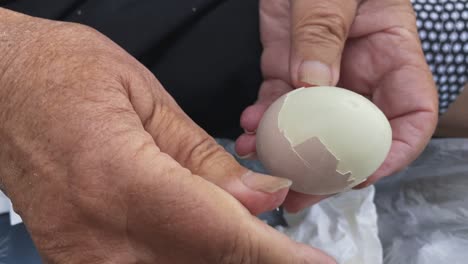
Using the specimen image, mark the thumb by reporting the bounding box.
[181,133,292,216]
[122,129,336,264]
[140,89,292,215]
[290,0,359,87]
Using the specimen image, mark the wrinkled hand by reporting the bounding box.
[0,9,335,264]
[236,0,438,211]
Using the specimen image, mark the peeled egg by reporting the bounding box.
[256,87,392,195]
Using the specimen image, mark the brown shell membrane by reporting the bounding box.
[293,137,353,192]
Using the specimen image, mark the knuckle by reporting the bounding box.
[184,136,225,170]
[293,12,348,48]
[178,134,228,173]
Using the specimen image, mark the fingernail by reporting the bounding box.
[244,129,256,135]
[242,171,292,193]
[236,152,256,160]
[298,61,332,86]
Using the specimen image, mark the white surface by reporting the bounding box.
[277,186,382,264]
[0,191,11,214]
[0,191,22,225]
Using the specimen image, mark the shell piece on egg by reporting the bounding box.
[292,137,354,194]
[256,87,392,195]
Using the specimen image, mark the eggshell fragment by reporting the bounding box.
[256,87,392,195]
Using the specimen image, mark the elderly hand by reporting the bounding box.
[236,0,439,211]
[0,9,335,264]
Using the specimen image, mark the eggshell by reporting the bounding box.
[256,87,392,195]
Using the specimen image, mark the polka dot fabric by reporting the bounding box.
[412,0,468,114]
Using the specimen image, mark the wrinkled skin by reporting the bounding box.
[0,9,335,264]
[236,0,438,211]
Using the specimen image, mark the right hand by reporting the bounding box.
[236,0,438,211]
[0,9,335,264]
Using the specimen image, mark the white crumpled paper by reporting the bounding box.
[276,186,383,264]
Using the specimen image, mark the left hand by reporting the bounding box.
[0,12,333,263]
[236,0,439,212]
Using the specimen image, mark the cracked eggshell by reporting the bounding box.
[256,87,392,195]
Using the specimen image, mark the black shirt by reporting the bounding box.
[2,0,263,139]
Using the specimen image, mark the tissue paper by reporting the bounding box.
[276,186,383,264]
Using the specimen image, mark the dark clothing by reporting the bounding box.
[2,0,263,139]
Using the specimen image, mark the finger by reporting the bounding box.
[234,133,257,158]
[240,104,270,134]
[118,135,335,263]
[355,110,437,189]
[128,76,292,215]
[164,120,291,215]
[240,80,293,133]
[290,0,360,87]
[237,80,293,157]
